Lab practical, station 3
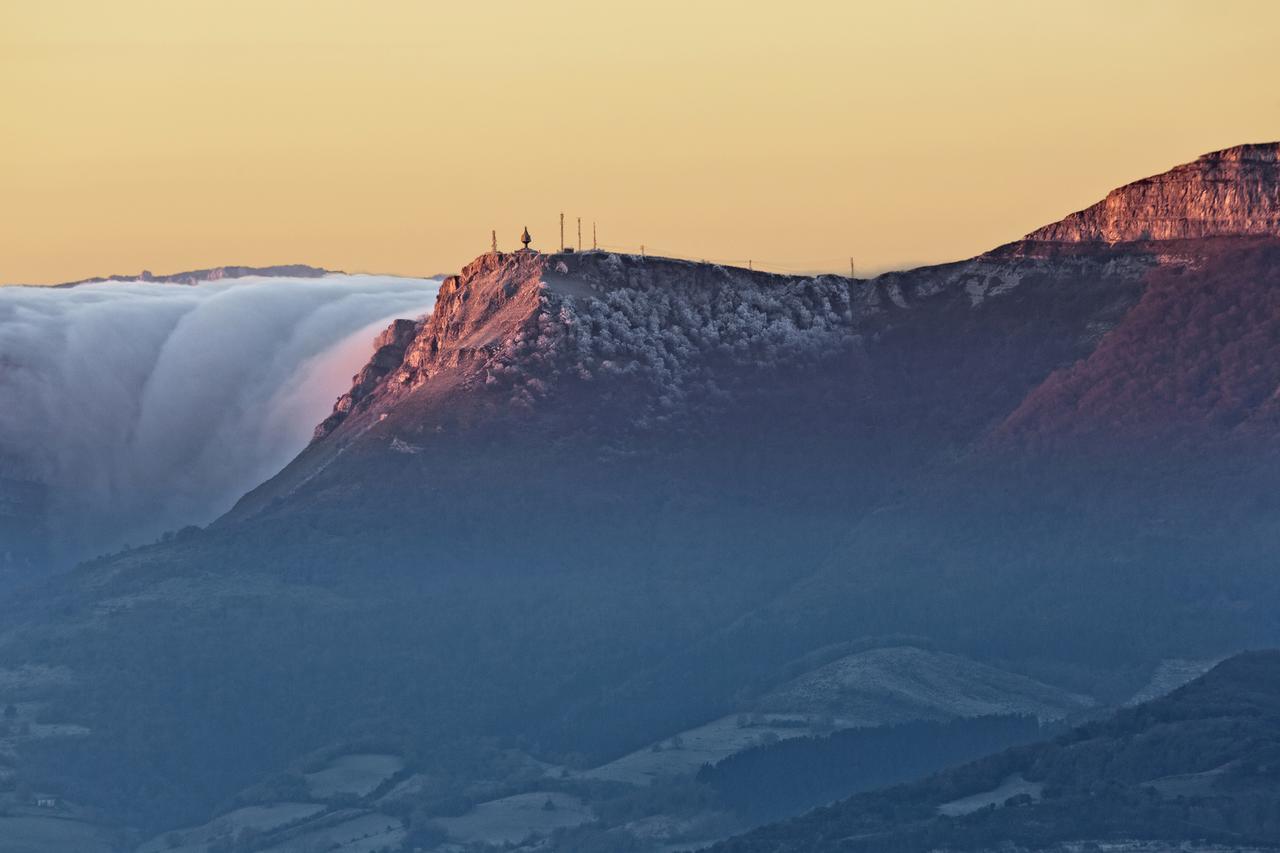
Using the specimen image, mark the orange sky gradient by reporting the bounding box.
[2,0,1279,284]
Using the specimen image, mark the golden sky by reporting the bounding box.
[2,0,1278,284]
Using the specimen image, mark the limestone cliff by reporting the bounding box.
[313,318,421,440]
[231,231,1152,534]
[1025,142,1280,243]
[310,249,869,440]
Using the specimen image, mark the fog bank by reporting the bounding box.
[0,274,439,564]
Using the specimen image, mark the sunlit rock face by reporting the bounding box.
[308,246,1155,455]
[313,318,422,441]
[323,250,866,431]
[1026,143,1280,243]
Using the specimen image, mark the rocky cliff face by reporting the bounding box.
[295,144,1280,511]
[310,245,1157,451]
[313,318,422,440]
[310,250,870,441]
[1025,142,1280,243]
[307,140,1280,450]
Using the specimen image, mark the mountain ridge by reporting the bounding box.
[3,143,1280,846]
[283,141,1280,472]
[32,263,341,288]
[1025,142,1280,244]
[225,238,1163,531]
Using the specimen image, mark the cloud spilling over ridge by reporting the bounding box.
[0,274,439,563]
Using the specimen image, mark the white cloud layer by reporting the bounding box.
[0,274,439,563]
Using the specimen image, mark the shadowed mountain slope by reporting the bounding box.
[996,238,1280,444]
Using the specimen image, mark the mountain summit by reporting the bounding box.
[1026,142,1280,243]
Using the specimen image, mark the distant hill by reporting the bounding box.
[710,651,1280,852]
[42,263,339,288]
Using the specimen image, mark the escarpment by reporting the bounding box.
[296,142,1280,498]
[312,250,874,439]
[313,318,422,441]
[312,241,1166,451]
[1026,143,1280,243]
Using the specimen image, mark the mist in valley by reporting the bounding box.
[0,275,439,566]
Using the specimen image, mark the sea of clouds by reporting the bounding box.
[0,274,440,564]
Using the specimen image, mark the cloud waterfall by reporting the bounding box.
[0,274,439,565]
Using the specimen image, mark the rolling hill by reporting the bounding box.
[709,650,1280,853]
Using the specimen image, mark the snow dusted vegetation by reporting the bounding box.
[403,251,867,423]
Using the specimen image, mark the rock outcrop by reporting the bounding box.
[294,144,1280,455]
[1026,142,1280,243]
[310,250,869,438]
[309,242,1162,455]
[313,318,422,440]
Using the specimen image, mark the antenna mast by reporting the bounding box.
[560,213,565,252]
